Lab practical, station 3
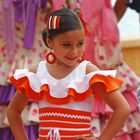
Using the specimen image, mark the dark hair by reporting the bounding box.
[127,0,140,13]
[42,8,83,47]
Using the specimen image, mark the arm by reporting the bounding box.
[76,64,130,140]
[88,64,130,140]
[7,91,29,140]
[92,83,131,140]
[114,0,129,22]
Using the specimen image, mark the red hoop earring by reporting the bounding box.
[77,52,86,63]
[46,50,56,64]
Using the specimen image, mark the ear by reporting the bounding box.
[46,38,53,49]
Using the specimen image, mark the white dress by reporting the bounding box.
[9,60,122,140]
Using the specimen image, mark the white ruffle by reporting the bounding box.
[13,69,41,92]
[67,70,116,93]
[87,70,116,78]
[12,69,117,98]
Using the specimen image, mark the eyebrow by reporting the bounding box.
[61,39,85,43]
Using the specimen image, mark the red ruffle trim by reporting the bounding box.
[9,74,123,104]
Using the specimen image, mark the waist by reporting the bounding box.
[38,127,91,140]
[39,107,92,140]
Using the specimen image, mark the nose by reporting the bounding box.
[70,46,78,56]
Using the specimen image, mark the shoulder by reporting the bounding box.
[28,60,46,73]
[28,64,40,73]
[86,62,100,74]
[28,66,38,73]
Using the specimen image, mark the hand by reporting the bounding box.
[75,136,98,140]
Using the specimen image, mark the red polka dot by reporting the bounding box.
[8,60,13,65]
[129,77,136,83]
[1,71,6,76]
[126,84,131,89]
[27,59,33,64]
[38,40,43,46]
[31,47,37,52]
[122,74,126,78]
[1,47,5,52]
[39,53,43,59]
[16,43,20,48]
[126,69,131,73]
[99,55,104,60]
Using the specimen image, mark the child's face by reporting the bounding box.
[48,29,85,66]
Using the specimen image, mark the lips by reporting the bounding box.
[65,56,78,61]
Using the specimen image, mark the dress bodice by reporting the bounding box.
[37,60,93,112]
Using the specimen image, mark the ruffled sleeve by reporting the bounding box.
[88,70,122,92]
[9,69,48,100]
[67,70,123,101]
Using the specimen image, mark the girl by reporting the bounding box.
[7,8,130,140]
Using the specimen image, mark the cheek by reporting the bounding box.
[54,48,68,57]
[79,47,85,54]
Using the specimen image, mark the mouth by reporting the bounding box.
[65,56,78,61]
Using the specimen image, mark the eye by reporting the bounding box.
[77,41,85,47]
[62,43,71,48]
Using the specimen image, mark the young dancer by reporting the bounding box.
[7,8,130,140]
